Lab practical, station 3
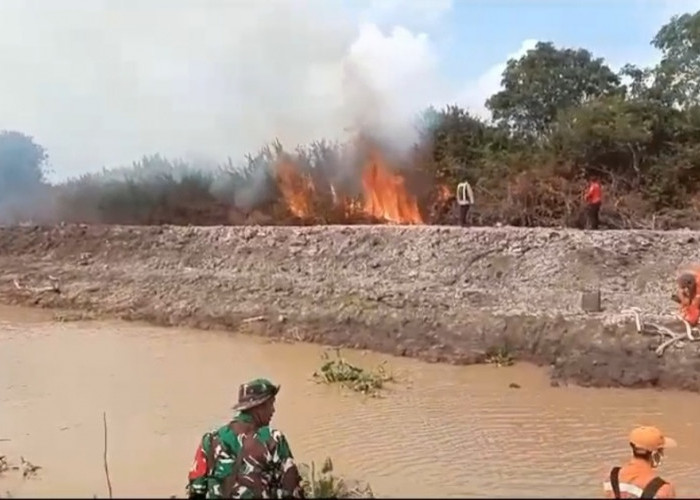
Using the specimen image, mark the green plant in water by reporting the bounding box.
[485,346,515,367]
[300,457,373,499]
[312,348,394,396]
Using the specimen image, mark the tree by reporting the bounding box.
[552,95,655,185]
[424,105,510,182]
[0,131,48,199]
[486,42,622,136]
[651,10,700,108]
[619,64,656,100]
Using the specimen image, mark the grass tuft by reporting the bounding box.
[300,457,374,499]
[312,348,394,397]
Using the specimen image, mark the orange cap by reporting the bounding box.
[629,426,677,452]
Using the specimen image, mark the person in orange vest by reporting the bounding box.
[603,426,677,498]
[671,269,700,326]
[584,175,602,229]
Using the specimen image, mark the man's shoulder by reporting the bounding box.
[211,422,240,446]
[656,480,676,498]
[254,425,288,443]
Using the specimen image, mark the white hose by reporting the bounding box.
[623,308,700,356]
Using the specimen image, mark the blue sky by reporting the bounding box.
[0,0,698,177]
[439,0,664,81]
[364,0,697,91]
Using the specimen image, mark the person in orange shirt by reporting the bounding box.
[671,269,700,326]
[584,175,602,229]
[603,426,677,498]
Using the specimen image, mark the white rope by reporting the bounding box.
[623,308,700,357]
[684,318,700,341]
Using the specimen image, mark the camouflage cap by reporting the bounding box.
[232,378,280,411]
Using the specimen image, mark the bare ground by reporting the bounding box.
[1,224,700,391]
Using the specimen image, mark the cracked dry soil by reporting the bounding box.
[1,224,700,392]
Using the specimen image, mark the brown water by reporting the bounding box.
[1,306,700,498]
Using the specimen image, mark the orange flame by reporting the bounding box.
[331,184,364,220]
[273,149,424,224]
[360,150,423,224]
[275,160,315,218]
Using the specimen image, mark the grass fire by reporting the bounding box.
[35,135,453,227]
[275,146,425,225]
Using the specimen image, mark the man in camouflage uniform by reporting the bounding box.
[186,378,305,499]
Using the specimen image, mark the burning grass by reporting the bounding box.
[51,140,451,227]
[47,136,644,229]
[312,349,394,396]
[268,144,426,224]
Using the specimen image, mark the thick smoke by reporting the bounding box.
[0,1,451,220]
[0,1,446,173]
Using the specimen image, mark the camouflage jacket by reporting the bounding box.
[187,412,305,499]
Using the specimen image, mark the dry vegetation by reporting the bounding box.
[0,454,42,497]
[485,346,516,367]
[0,456,41,479]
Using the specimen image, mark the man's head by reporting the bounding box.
[678,272,696,298]
[232,378,280,426]
[629,426,677,468]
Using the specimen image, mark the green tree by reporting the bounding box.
[619,64,655,100]
[486,42,622,136]
[428,105,492,180]
[652,10,700,108]
[552,95,656,185]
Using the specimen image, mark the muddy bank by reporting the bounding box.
[0,224,699,391]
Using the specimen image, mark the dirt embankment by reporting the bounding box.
[1,224,699,391]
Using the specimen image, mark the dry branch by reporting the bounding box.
[102,411,113,499]
[20,457,41,478]
[12,276,60,294]
[241,315,266,324]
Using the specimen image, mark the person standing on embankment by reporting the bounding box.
[603,426,677,498]
[186,378,305,499]
[584,175,602,229]
[456,179,474,227]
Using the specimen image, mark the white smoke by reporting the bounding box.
[0,0,451,179]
